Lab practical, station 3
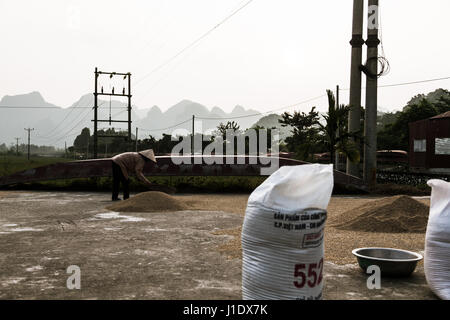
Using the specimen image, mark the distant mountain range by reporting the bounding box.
[0,92,289,148]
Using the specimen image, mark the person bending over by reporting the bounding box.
[111,149,156,201]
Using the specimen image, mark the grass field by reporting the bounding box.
[0,155,70,177]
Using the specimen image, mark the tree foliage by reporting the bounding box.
[279,91,361,163]
[318,90,360,164]
[279,107,321,160]
[377,95,449,150]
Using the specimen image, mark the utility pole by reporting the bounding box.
[335,85,340,170]
[65,141,67,158]
[127,72,132,151]
[363,0,380,186]
[347,0,364,177]
[86,135,90,159]
[94,67,98,159]
[24,128,34,160]
[14,138,20,156]
[135,127,139,152]
[93,68,132,158]
[192,115,195,156]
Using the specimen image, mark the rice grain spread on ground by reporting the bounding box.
[329,195,430,233]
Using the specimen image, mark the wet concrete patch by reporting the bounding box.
[25,265,44,272]
[90,212,146,223]
[0,223,44,234]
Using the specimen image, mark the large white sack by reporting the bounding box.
[242,164,333,300]
[425,179,450,300]
[247,164,334,211]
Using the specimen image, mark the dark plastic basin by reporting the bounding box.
[352,247,423,277]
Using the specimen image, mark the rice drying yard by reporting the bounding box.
[0,190,437,300]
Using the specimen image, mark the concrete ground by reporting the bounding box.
[0,191,437,300]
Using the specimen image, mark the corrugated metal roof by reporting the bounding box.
[431,111,450,119]
[377,150,408,155]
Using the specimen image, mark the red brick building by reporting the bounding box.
[409,111,450,174]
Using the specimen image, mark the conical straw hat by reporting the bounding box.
[138,149,156,163]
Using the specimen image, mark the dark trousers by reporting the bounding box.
[112,162,129,200]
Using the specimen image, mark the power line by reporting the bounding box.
[42,108,94,145]
[132,40,205,105]
[39,94,118,138]
[38,97,92,137]
[0,103,123,109]
[139,118,192,132]
[341,76,450,91]
[133,0,255,87]
[37,102,107,140]
[37,102,128,146]
[0,105,92,109]
[379,76,450,88]
[46,107,132,146]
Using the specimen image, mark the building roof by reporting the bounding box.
[431,111,450,119]
[377,150,408,155]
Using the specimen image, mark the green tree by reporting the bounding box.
[215,121,241,136]
[213,121,242,155]
[73,127,91,153]
[318,90,360,164]
[435,95,450,114]
[378,98,439,150]
[279,107,321,160]
[377,89,450,150]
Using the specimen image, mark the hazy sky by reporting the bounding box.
[1,0,449,113]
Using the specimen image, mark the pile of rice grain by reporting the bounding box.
[329,195,430,233]
[106,191,189,212]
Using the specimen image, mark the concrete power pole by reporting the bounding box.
[94,67,98,159]
[192,115,195,156]
[363,0,380,186]
[347,0,364,177]
[127,72,132,152]
[335,85,340,170]
[86,135,90,159]
[24,128,34,160]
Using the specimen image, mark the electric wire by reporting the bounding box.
[139,118,192,132]
[133,0,255,87]
[37,101,106,139]
[37,97,89,138]
[41,108,94,145]
[0,105,92,109]
[340,76,450,91]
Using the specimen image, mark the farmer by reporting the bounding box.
[111,149,157,201]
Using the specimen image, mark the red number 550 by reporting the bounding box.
[293,258,323,289]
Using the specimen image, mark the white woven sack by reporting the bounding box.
[242,164,333,300]
[425,179,450,300]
